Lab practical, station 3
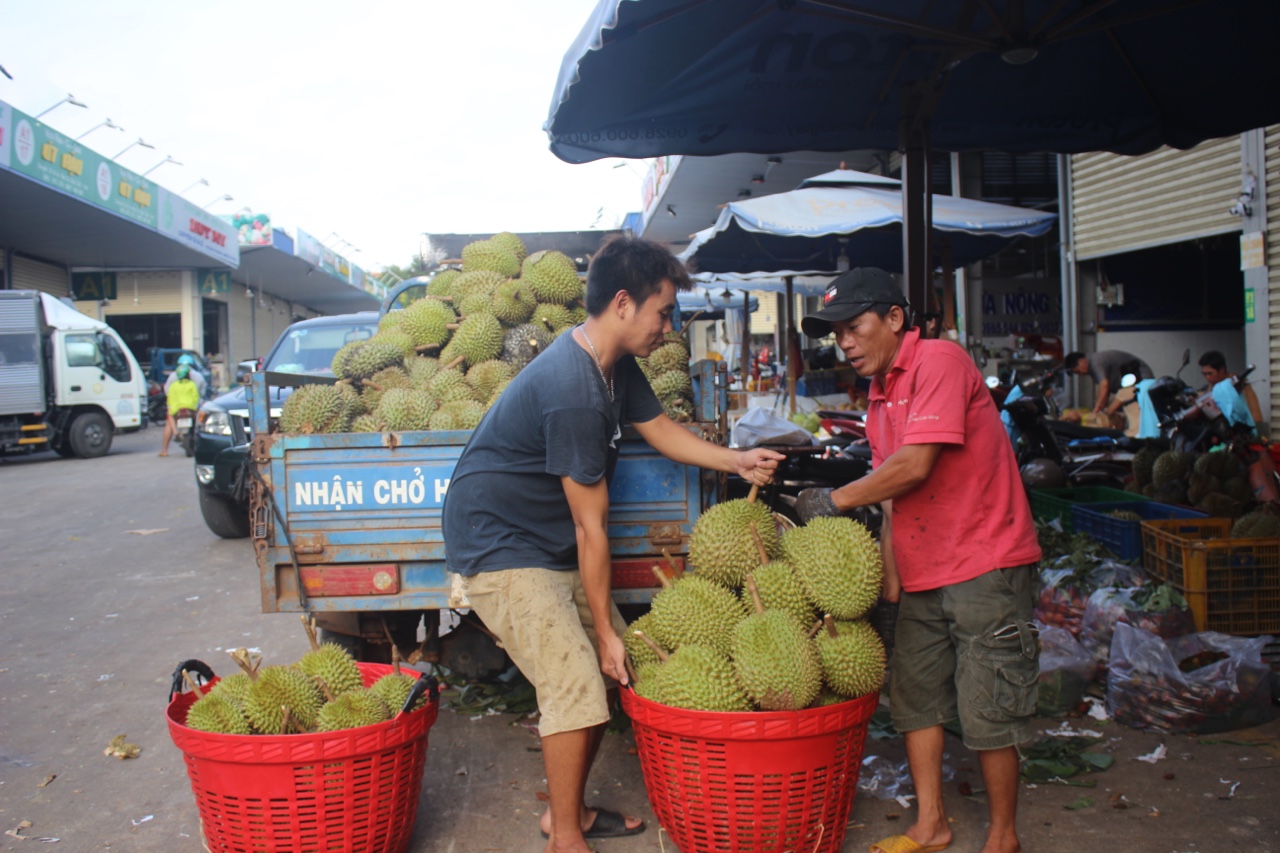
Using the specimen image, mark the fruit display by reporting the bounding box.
[1129,447,1256,518]
[275,234,697,434]
[180,618,429,735]
[626,498,885,712]
[1077,584,1195,671]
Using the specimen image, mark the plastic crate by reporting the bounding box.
[621,687,877,853]
[1029,486,1150,534]
[1140,518,1280,636]
[1071,501,1206,560]
[167,662,439,853]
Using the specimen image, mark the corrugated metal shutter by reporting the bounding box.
[84,271,184,315]
[227,284,254,364]
[1072,136,1241,260]
[1266,125,1280,428]
[748,290,777,336]
[11,255,69,296]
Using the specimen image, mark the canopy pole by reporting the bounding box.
[900,84,933,319]
[785,276,797,416]
[740,290,751,397]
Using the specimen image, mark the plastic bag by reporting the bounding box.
[1035,556,1146,637]
[731,406,817,449]
[1080,585,1195,672]
[1036,621,1098,716]
[1106,623,1276,734]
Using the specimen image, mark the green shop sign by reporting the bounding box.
[71,272,118,301]
[198,269,232,294]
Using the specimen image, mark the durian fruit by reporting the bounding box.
[489,231,528,263]
[376,387,437,431]
[664,396,695,423]
[486,378,512,410]
[732,578,822,711]
[344,339,405,381]
[279,384,348,434]
[426,268,462,299]
[784,516,883,621]
[369,329,416,361]
[650,369,693,400]
[401,297,457,350]
[243,665,325,734]
[429,399,485,431]
[1186,472,1221,506]
[370,672,428,714]
[632,661,664,702]
[647,341,689,374]
[814,615,886,699]
[532,303,575,335]
[361,365,410,413]
[207,672,252,704]
[687,493,781,588]
[465,359,515,400]
[501,323,554,371]
[635,640,752,712]
[458,287,499,318]
[1223,475,1255,504]
[1197,492,1243,518]
[336,381,363,421]
[331,340,365,379]
[297,642,364,697]
[405,356,441,389]
[378,310,407,334]
[647,568,748,657]
[351,413,385,433]
[428,367,483,405]
[185,692,253,735]
[522,250,583,305]
[1232,507,1280,538]
[315,688,391,732]
[1151,450,1194,488]
[461,239,521,277]
[624,612,666,669]
[569,305,588,326]
[1131,445,1159,487]
[1193,452,1226,478]
[452,270,507,309]
[1153,480,1189,506]
[492,279,536,326]
[448,313,505,367]
[750,559,815,631]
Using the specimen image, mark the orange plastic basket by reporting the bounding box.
[621,687,878,853]
[166,662,439,853]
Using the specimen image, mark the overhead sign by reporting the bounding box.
[71,272,118,301]
[295,228,382,296]
[198,269,232,294]
[232,212,273,247]
[157,189,239,268]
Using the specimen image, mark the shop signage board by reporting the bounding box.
[0,99,158,229]
[157,189,239,268]
[232,212,273,247]
[71,272,118,301]
[198,269,232,294]
[295,228,379,296]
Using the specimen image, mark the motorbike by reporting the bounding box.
[147,381,168,425]
[173,407,197,458]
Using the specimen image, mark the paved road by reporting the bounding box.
[1,428,1277,852]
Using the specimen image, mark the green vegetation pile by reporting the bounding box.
[626,499,885,713]
[180,617,429,736]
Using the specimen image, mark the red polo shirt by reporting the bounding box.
[866,329,1040,592]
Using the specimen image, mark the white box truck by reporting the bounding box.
[0,290,147,458]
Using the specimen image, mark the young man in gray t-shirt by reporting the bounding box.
[1065,349,1153,414]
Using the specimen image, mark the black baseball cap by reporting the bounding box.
[800,267,909,337]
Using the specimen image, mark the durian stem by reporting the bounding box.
[427,295,454,303]
[380,617,400,663]
[445,355,466,371]
[650,565,673,588]
[363,380,385,392]
[623,655,638,685]
[660,547,682,577]
[301,614,319,651]
[808,619,825,640]
[749,521,770,565]
[181,669,207,697]
[823,614,839,639]
[391,643,402,676]
[747,483,759,503]
[281,705,314,734]
[446,323,461,331]
[744,575,765,614]
[315,675,336,703]
[229,648,261,680]
[683,311,705,331]
[631,630,669,663]
[414,343,440,353]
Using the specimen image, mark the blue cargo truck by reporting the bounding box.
[245,361,729,677]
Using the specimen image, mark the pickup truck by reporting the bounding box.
[245,341,729,678]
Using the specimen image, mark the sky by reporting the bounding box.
[0,0,644,271]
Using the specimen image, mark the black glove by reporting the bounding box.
[796,487,841,523]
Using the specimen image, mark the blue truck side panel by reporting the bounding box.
[249,371,722,616]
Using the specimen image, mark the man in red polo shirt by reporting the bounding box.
[796,268,1040,853]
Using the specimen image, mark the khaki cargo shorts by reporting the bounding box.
[460,568,627,738]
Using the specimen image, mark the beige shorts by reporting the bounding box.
[460,568,627,738]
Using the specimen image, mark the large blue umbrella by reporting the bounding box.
[679,169,1057,274]
[545,0,1280,307]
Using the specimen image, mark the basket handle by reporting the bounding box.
[399,672,439,715]
[169,659,216,703]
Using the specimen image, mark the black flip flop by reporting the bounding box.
[540,808,646,839]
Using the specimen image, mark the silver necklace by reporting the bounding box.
[577,324,614,401]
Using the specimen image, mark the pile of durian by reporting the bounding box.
[638,333,696,423]
[182,619,429,736]
[277,232,696,434]
[1129,447,1258,518]
[625,494,886,712]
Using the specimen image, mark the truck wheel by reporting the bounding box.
[68,412,113,458]
[438,620,510,681]
[198,489,250,539]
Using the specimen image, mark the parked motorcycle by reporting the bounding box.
[147,382,168,425]
[173,407,197,458]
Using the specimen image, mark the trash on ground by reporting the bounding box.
[6,820,60,842]
[103,734,141,760]
[36,775,55,788]
[1020,736,1114,784]
[125,528,168,535]
[130,815,153,826]
[858,754,955,799]
[1136,744,1168,764]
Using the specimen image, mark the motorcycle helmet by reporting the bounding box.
[177,354,196,366]
[1020,457,1066,490]
[175,364,190,380]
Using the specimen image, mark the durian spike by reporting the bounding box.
[823,614,839,639]
[631,630,669,663]
[650,564,673,588]
[230,648,261,680]
[747,483,759,503]
[445,355,466,371]
[414,343,440,353]
[749,521,770,565]
[301,614,320,651]
[744,575,765,615]
[314,675,336,703]
[182,669,208,697]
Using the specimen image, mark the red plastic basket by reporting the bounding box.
[621,687,879,853]
[166,662,439,853]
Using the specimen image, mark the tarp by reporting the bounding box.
[689,271,835,298]
[677,286,759,315]
[39,293,107,332]
[679,170,1057,274]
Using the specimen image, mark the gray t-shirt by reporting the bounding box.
[442,331,664,577]
[1088,350,1153,389]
